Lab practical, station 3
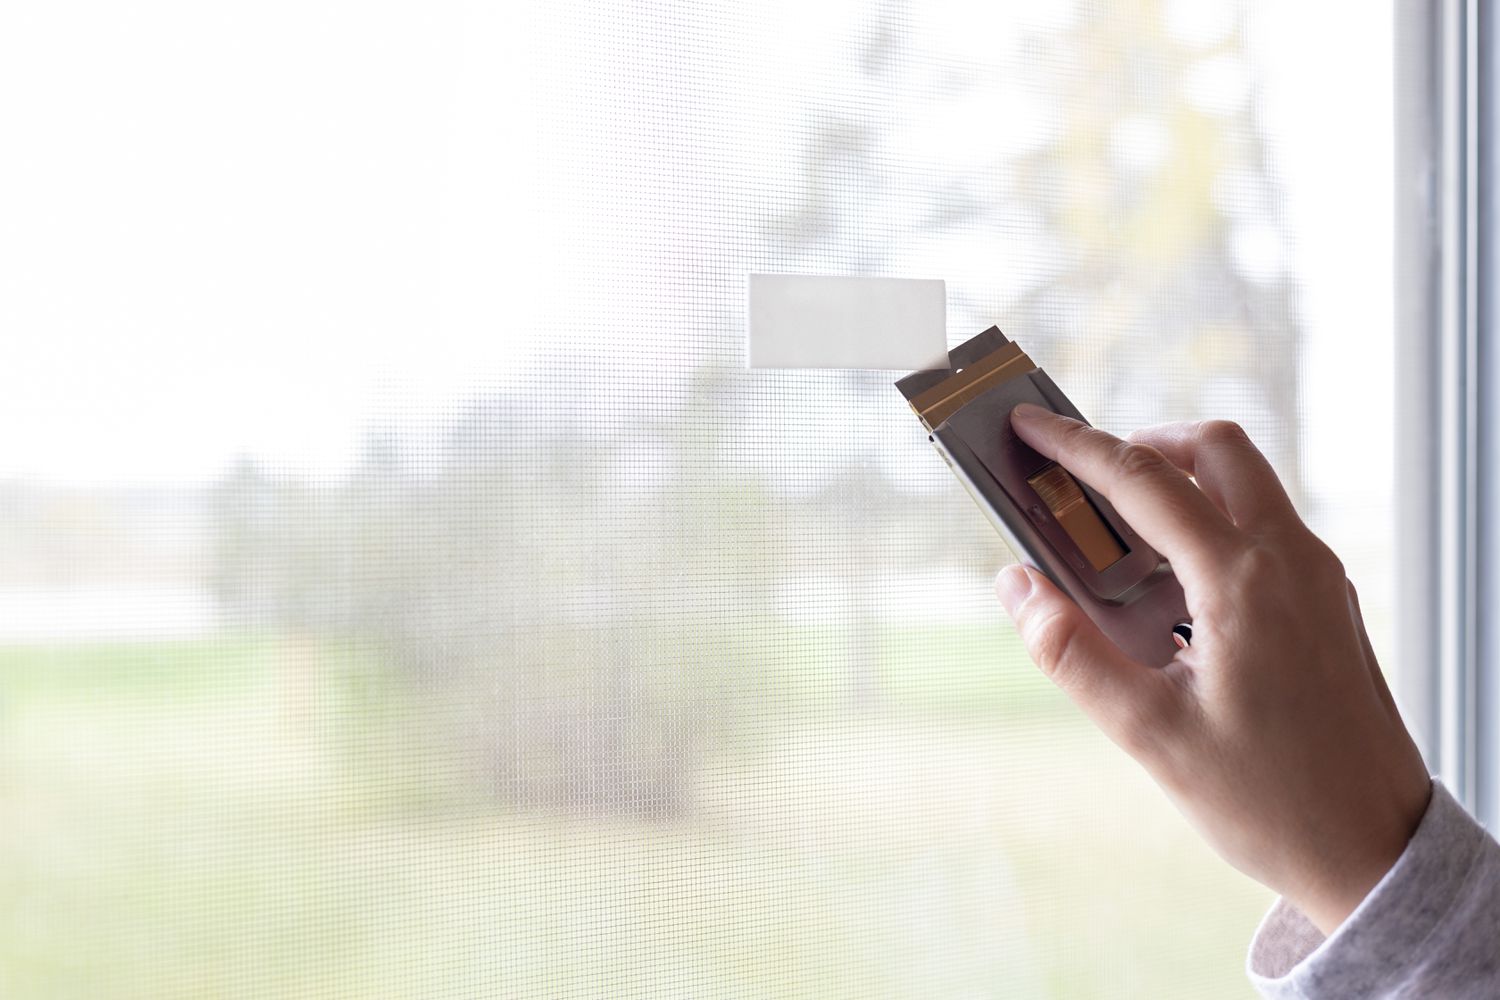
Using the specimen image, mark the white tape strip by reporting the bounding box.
[747,274,948,370]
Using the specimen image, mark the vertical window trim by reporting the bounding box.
[1396,0,1498,825]
[1474,0,1500,828]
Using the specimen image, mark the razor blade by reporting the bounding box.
[897,327,1191,667]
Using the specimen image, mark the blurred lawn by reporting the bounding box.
[0,632,1270,999]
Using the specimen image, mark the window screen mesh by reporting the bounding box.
[0,1,1395,997]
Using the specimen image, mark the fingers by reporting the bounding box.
[1009,404,1245,589]
[1126,421,1302,532]
[996,564,1181,758]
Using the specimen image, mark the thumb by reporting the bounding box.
[995,564,1180,757]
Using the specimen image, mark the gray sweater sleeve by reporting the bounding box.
[1247,780,1500,998]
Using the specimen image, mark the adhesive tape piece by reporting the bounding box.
[747,274,948,370]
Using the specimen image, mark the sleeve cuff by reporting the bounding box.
[1247,779,1493,999]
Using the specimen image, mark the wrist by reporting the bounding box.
[1291,779,1433,936]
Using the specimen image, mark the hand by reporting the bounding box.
[993,404,1432,935]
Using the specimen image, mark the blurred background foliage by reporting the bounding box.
[202,0,1301,818]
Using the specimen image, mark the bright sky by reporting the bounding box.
[0,0,1391,491]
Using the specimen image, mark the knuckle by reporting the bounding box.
[1237,542,1280,578]
[1199,419,1249,447]
[1054,416,1096,453]
[1022,605,1082,682]
[1291,530,1346,584]
[1317,546,1348,589]
[1235,530,1346,592]
[1114,441,1170,480]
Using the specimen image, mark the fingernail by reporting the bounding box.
[1011,403,1050,425]
[995,565,1032,615]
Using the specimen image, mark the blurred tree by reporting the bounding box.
[209,0,1303,817]
[767,0,1302,499]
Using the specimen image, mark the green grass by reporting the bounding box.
[0,634,1269,999]
[0,639,273,700]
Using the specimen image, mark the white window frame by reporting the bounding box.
[1396,0,1500,825]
